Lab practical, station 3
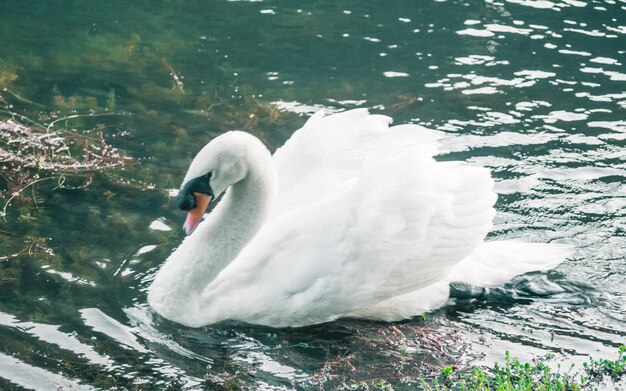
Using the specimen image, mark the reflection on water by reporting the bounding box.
[0,0,624,388]
[0,351,94,391]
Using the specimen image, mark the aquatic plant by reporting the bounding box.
[0,101,132,263]
[0,63,18,90]
[0,116,128,218]
[290,322,464,390]
[418,344,626,391]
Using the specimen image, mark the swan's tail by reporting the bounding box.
[344,241,571,322]
[448,240,573,288]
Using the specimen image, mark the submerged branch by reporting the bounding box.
[161,58,185,94]
[0,116,130,217]
[45,112,122,133]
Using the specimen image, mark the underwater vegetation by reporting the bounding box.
[0,118,127,212]
[0,116,125,266]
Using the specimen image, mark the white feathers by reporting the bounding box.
[148,109,570,328]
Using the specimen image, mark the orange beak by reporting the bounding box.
[182,192,212,235]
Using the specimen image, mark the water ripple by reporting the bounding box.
[0,0,624,388]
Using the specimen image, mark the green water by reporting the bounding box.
[1,0,625,389]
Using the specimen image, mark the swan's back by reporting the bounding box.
[272,109,444,215]
[272,108,496,281]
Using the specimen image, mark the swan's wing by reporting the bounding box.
[200,136,496,327]
[271,109,444,216]
[341,141,497,302]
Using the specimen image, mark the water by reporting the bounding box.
[0,0,625,389]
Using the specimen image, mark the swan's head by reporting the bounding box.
[176,131,254,235]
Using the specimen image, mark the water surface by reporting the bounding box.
[0,0,625,389]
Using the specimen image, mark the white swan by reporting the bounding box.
[148,109,570,328]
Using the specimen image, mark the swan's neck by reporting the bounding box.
[148,141,275,326]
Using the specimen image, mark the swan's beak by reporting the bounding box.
[183,192,212,235]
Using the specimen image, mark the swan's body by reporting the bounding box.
[148,109,569,328]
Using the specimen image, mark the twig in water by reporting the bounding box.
[161,58,185,94]
[45,112,122,133]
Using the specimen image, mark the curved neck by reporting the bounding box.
[148,140,275,327]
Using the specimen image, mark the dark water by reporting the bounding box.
[0,0,625,389]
